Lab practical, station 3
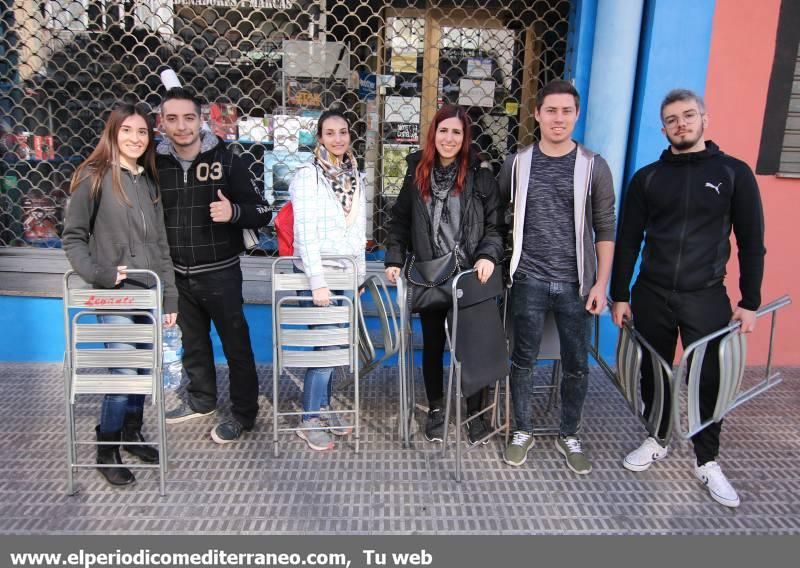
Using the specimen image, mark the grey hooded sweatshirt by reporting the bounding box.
[62,167,179,314]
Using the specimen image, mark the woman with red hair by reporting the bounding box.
[384,105,505,444]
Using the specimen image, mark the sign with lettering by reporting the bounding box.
[84,295,136,307]
[385,122,420,144]
[173,0,294,8]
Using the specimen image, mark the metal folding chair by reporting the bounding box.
[441,268,511,482]
[271,256,360,457]
[63,269,168,495]
[516,311,563,436]
[346,274,401,381]
[593,295,792,445]
[396,275,417,448]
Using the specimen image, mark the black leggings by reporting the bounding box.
[419,309,482,414]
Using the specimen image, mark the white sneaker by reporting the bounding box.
[623,437,669,472]
[694,461,740,508]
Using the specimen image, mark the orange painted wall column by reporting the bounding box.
[705,0,799,365]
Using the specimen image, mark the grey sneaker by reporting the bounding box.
[165,401,216,424]
[555,435,592,475]
[504,430,534,466]
[321,405,353,437]
[297,418,334,451]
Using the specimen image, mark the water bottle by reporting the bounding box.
[162,324,183,390]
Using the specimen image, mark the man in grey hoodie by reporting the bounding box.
[498,80,616,474]
[156,88,271,444]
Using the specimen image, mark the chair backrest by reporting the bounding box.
[713,331,747,421]
[449,269,510,397]
[357,275,400,376]
[63,270,162,403]
[271,256,358,372]
[681,328,747,438]
[615,323,674,446]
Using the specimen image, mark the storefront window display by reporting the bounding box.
[0,0,569,256]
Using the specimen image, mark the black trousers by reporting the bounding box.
[175,264,259,429]
[420,309,482,414]
[631,280,733,465]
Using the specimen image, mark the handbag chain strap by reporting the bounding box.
[406,246,460,288]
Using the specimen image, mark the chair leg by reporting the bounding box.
[504,375,511,445]
[546,361,562,412]
[273,366,280,458]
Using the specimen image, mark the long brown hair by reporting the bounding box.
[69,102,159,205]
[414,105,471,201]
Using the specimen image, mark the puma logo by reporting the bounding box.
[705,182,722,194]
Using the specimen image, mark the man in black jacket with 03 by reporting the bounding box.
[610,89,766,508]
[157,87,271,444]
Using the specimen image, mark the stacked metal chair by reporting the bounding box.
[594,295,792,444]
[356,275,401,377]
[271,256,361,456]
[63,269,168,495]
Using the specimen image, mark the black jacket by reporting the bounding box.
[156,134,271,274]
[610,141,765,310]
[384,151,505,268]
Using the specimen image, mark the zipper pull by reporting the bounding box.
[183,170,188,185]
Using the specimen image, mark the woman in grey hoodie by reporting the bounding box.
[63,102,178,487]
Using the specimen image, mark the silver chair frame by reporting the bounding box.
[592,295,792,445]
[526,312,563,436]
[396,275,417,448]
[271,256,360,457]
[63,269,168,495]
[441,268,511,482]
[396,274,566,451]
[350,275,401,379]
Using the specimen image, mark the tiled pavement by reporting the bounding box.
[0,363,798,535]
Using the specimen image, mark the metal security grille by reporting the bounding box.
[0,0,569,254]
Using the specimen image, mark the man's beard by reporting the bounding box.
[668,123,704,151]
[172,136,197,148]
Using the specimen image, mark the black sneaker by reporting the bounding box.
[210,420,246,444]
[467,415,490,445]
[424,407,445,442]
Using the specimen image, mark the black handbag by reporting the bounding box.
[404,247,460,313]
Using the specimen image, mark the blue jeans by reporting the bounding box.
[509,273,591,436]
[294,272,353,418]
[96,313,150,433]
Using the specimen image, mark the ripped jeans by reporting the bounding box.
[508,272,591,436]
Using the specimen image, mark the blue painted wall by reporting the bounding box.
[0,293,619,366]
[624,0,717,187]
[0,295,272,363]
[613,0,716,295]
[583,0,645,211]
[566,0,598,143]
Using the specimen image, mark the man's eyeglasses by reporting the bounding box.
[663,110,702,129]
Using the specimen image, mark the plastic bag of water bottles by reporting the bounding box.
[162,324,183,390]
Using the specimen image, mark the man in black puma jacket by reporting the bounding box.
[157,87,271,444]
[610,89,765,508]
